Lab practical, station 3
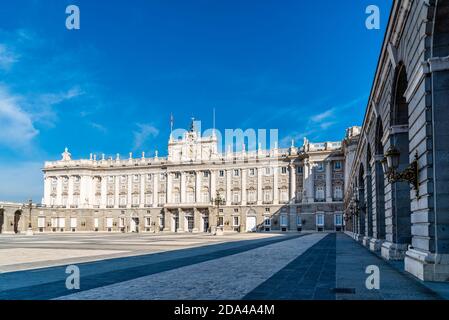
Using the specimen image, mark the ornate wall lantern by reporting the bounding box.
[382,145,419,197]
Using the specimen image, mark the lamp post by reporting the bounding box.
[212,191,224,235]
[24,199,34,236]
[382,146,419,197]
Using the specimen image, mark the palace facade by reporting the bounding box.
[0,123,350,234]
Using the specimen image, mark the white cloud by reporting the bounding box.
[0,44,19,70]
[0,86,39,148]
[133,123,159,150]
[89,122,107,133]
[311,109,334,123]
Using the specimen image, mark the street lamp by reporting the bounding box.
[382,146,419,197]
[23,199,34,236]
[212,191,224,235]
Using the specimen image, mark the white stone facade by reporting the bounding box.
[2,124,346,234]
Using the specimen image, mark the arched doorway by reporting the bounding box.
[130,213,139,233]
[358,166,366,237]
[246,209,257,232]
[390,63,412,248]
[0,209,4,233]
[365,145,373,239]
[374,116,386,240]
[14,210,22,234]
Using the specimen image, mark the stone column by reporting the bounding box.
[68,176,74,207]
[167,172,173,204]
[302,161,309,203]
[114,175,119,208]
[140,174,145,208]
[326,161,333,202]
[127,175,132,208]
[195,171,201,203]
[163,209,171,231]
[153,173,158,207]
[226,170,232,206]
[210,170,216,201]
[181,172,186,203]
[193,208,200,233]
[178,209,185,232]
[273,166,279,205]
[56,176,62,206]
[241,168,247,205]
[257,168,263,205]
[289,162,296,202]
[101,176,107,208]
[307,161,314,203]
[43,177,51,206]
[90,176,96,208]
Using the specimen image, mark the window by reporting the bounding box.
[219,208,224,213]
[106,218,114,228]
[296,215,302,226]
[280,215,288,227]
[265,167,271,175]
[159,215,164,228]
[187,189,195,203]
[234,208,239,213]
[280,189,289,202]
[281,167,287,174]
[315,186,325,201]
[201,192,209,203]
[120,175,127,183]
[146,174,152,181]
[265,207,270,212]
[249,168,255,176]
[264,217,271,226]
[218,216,224,227]
[233,216,240,226]
[145,217,151,227]
[160,173,166,181]
[145,193,153,206]
[219,170,225,177]
[62,196,68,207]
[38,217,46,228]
[70,218,77,229]
[316,214,324,226]
[334,161,342,170]
[335,213,343,226]
[173,191,181,203]
[132,194,139,206]
[108,176,114,183]
[119,195,127,206]
[159,193,166,205]
[73,195,79,207]
[233,169,240,177]
[203,171,209,178]
[297,166,303,174]
[263,190,272,202]
[133,175,139,182]
[107,196,114,207]
[316,162,324,172]
[174,172,181,179]
[333,185,343,200]
[247,190,256,202]
[232,192,240,203]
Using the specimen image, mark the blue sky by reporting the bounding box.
[0,0,391,202]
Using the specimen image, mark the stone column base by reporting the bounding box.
[381,241,408,260]
[176,228,185,233]
[405,248,449,282]
[362,236,371,247]
[369,238,383,252]
[192,228,199,233]
[354,234,363,242]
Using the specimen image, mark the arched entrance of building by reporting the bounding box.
[358,166,366,237]
[130,213,139,233]
[246,209,257,232]
[374,116,386,240]
[14,210,22,234]
[390,62,412,247]
[365,145,373,238]
[0,209,4,233]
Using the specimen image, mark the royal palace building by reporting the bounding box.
[0,122,350,235]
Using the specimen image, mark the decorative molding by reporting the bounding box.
[387,42,399,69]
[404,61,427,103]
[428,55,449,73]
[390,0,412,47]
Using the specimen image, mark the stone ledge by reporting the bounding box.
[381,241,408,260]
[405,248,449,282]
[369,238,383,252]
[362,236,371,247]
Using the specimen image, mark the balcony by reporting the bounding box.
[106,205,114,208]
[231,201,241,205]
[263,201,273,205]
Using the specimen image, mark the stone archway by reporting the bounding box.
[246,209,257,232]
[374,117,386,241]
[14,210,22,234]
[0,209,4,233]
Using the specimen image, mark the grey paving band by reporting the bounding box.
[244,233,336,300]
[0,234,302,300]
[58,233,327,300]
